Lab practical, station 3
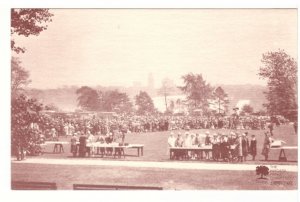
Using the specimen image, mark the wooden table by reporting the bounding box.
[128,144,144,156]
[42,141,69,154]
[270,146,298,162]
[83,143,144,158]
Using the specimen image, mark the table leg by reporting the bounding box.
[137,148,140,157]
[141,147,143,156]
[279,149,287,161]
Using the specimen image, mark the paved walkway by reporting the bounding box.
[12,158,298,172]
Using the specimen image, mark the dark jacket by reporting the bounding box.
[249,139,257,155]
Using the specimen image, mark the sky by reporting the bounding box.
[13,9,297,89]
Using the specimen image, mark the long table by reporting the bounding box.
[41,141,69,154]
[270,146,298,162]
[78,142,144,158]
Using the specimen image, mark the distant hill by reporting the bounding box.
[221,84,267,111]
[26,84,267,112]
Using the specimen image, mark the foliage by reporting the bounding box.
[76,86,101,111]
[11,9,53,53]
[11,57,31,97]
[44,103,60,111]
[76,86,132,113]
[256,165,269,179]
[102,90,133,113]
[212,86,229,114]
[11,94,45,158]
[241,104,254,115]
[179,73,212,111]
[135,91,155,115]
[258,50,297,121]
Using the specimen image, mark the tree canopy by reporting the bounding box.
[212,86,229,114]
[102,90,133,113]
[11,9,53,53]
[76,86,101,111]
[241,104,254,115]
[179,73,212,112]
[258,49,297,120]
[11,57,31,97]
[76,86,132,113]
[135,91,155,115]
[11,94,45,158]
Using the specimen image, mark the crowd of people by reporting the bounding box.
[37,113,285,140]
[167,130,260,162]
[28,112,280,162]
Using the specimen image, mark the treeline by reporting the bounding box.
[76,86,156,115]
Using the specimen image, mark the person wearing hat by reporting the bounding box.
[262,131,272,161]
[242,133,249,161]
[167,132,176,159]
[220,134,230,161]
[70,132,78,157]
[204,132,211,160]
[174,134,184,160]
[211,133,220,161]
[183,132,192,159]
[168,132,176,148]
[78,132,87,157]
[51,127,58,141]
[228,132,236,145]
[236,133,243,162]
[249,134,257,160]
[105,133,114,156]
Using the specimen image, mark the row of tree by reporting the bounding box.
[76,74,231,116]
[76,86,155,115]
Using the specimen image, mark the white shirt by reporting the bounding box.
[168,136,176,147]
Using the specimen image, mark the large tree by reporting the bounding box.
[212,86,229,114]
[102,90,132,113]
[12,94,45,159]
[76,86,100,111]
[241,104,254,115]
[11,57,31,97]
[179,73,212,112]
[258,50,297,120]
[135,91,155,115]
[11,9,53,53]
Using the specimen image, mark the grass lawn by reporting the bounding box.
[11,163,297,190]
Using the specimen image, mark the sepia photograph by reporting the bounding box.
[10,8,297,191]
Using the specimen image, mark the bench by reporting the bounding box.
[73,184,163,190]
[12,181,57,190]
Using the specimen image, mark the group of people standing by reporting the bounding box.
[168,131,258,162]
[70,129,126,158]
